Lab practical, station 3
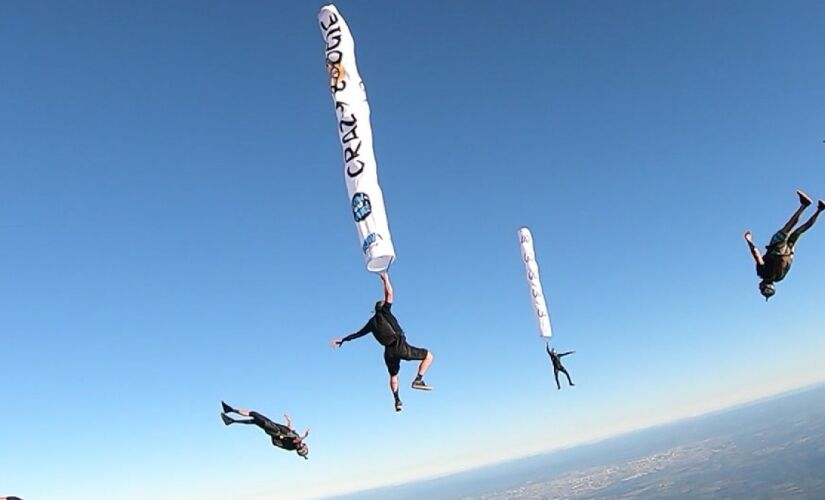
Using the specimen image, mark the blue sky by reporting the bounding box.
[2,1,825,498]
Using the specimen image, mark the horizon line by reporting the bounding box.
[311,375,825,500]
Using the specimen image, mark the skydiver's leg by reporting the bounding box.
[553,369,561,390]
[223,409,271,429]
[408,346,433,391]
[222,415,255,426]
[221,401,252,425]
[789,201,825,245]
[780,191,812,233]
[417,351,433,378]
[560,367,575,386]
[390,374,402,409]
[385,349,403,411]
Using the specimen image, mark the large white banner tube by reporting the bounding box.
[518,227,552,338]
[319,4,396,273]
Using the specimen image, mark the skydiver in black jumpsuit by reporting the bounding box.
[546,345,575,390]
[220,401,309,459]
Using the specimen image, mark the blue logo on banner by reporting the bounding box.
[362,232,382,254]
[351,192,372,223]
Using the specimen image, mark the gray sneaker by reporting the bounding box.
[797,190,812,206]
[395,400,403,412]
[411,379,432,391]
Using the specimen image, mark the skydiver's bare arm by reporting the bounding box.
[284,413,292,430]
[744,231,764,266]
[380,272,393,304]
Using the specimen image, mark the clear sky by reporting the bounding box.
[2,1,825,499]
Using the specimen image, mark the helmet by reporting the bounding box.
[374,300,385,312]
[297,442,309,459]
[759,282,776,300]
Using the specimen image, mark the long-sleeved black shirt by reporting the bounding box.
[547,349,574,370]
[342,302,403,347]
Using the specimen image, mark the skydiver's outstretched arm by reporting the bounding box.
[545,343,552,356]
[559,351,575,357]
[301,428,310,440]
[331,322,372,347]
[283,413,293,430]
[744,231,765,266]
[380,271,394,304]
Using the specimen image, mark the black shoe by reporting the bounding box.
[395,400,403,412]
[411,379,432,391]
[818,199,825,211]
[570,383,576,387]
[221,401,233,414]
[221,413,234,426]
[797,190,812,206]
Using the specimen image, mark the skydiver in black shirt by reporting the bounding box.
[331,272,434,412]
[546,344,575,390]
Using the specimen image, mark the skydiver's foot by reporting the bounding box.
[818,199,825,211]
[797,190,812,206]
[570,383,575,387]
[221,401,234,414]
[411,379,432,391]
[221,413,234,426]
[395,400,403,412]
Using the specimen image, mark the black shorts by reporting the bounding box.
[383,336,428,376]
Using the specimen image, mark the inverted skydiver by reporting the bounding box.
[744,190,825,300]
[546,344,575,390]
[221,402,309,459]
[331,271,434,412]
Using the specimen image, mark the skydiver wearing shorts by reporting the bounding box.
[220,402,309,459]
[331,272,434,412]
[546,344,575,390]
[744,190,825,300]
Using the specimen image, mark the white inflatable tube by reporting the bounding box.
[319,4,396,273]
[518,227,552,338]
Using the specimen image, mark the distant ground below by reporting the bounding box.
[330,382,825,500]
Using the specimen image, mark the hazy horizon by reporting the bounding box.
[328,380,825,500]
[322,378,825,500]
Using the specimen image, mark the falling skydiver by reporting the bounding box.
[220,402,309,459]
[744,190,825,300]
[331,272,434,412]
[546,343,575,390]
